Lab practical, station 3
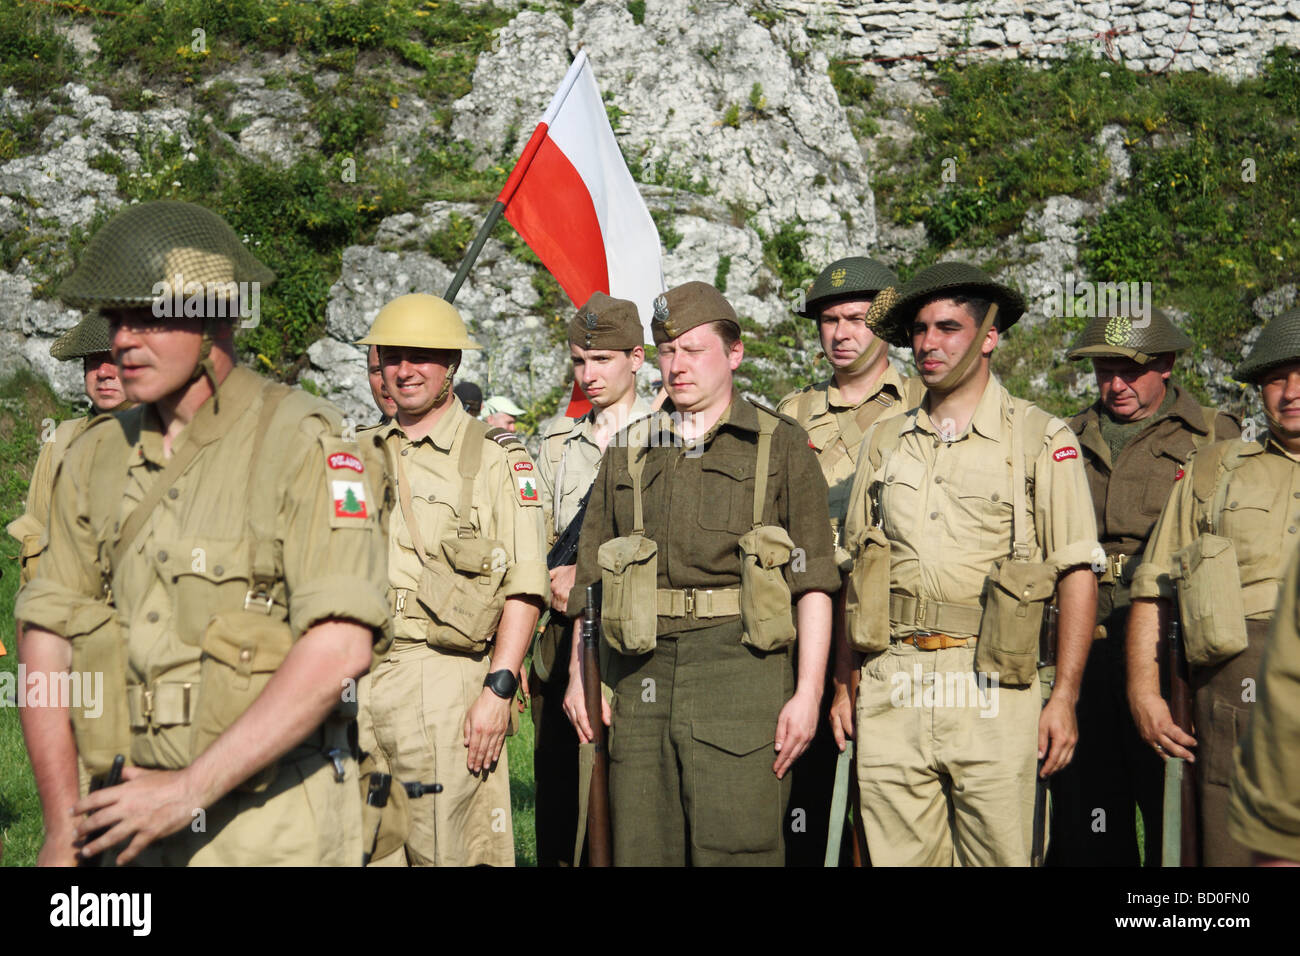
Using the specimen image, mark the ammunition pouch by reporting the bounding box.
[191,607,296,792]
[419,535,508,653]
[737,524,797,652]
[976,558,1056,687]
[844,526,892,653]
[67,603,133,778]
[597,533,659,655]
[1171,534,1249,668]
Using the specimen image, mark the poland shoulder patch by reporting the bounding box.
[518,474,539,503]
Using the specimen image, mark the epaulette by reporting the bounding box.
[486,426,542,507]
[749,398,799,428]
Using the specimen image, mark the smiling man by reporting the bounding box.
[1129,305,1300,866]
[357,293,547,867]
[838,262,1099,866]
[367,343,397,422]
[531,292,652,867]
[1050,310,1238,867]
[566,281,839,866]
[15,200,390,866]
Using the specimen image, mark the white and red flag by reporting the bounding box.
[495,50,665,415]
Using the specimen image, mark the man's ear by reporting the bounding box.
[630,345,646,372]
[981,326,999,357]
[728,338,745,371]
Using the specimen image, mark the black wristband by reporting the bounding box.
[484,669,518,700]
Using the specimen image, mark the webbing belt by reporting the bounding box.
[887,592,983,635]
[656,587,741,618]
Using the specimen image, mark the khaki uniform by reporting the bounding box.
[777,366,922,546]
[1131,432,1300,866]
[572,392,840,865]
[531,398,652,866]
[15,368,390,865]
[843,375,1100,866]
[776,366,920,865]
[1229,539,1300,862]
[7,416,91,587]
[1051,385,1238,866]
[360,400,548,867]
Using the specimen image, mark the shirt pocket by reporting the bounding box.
[164,538,253,647]
[698,454,760,533]
[953,467,1014,551]
[394,493,460,561]
[878,454,925,540]
[1218,485,1276,568]
[1138,445,1190,519]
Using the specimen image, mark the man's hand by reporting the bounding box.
[773,690,819,779]
[73,767,203,865]
[562,646,610,743]
[829,677,855,751]
[1130,692,1197,762]
[1037,694,1078,777]
[549,564,577,615]
[463,688,512,774]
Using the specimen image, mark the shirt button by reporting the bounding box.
[1291,527,1297,534]
[239,649,253,663]
[1230,501,1238,508]
[167,488,178,500]
[157,550,168,562]
[934,476,943,484]
[147,611,159,623]
[214,565,224,576]
[991,493,1000,502]
[930,511,939,519]
[401,448,409,456]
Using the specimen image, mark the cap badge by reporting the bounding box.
[584,312,598,330]
[830,268,847,288]
[653,294,669,323]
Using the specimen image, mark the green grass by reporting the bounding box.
[0,372,79,867]
[507,703,536,867]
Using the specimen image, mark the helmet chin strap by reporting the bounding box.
[834,286,900,378]
[930,302,999,393]
[432,360,460,408]
[186,317,223,409]
[841,336,888,376]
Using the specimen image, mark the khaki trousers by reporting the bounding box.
[130,726,362,866]
[359,639,514,867]
[606,620,793,866]
[855,641,1039,866]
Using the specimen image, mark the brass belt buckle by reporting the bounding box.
[1109,553,1127,583]
[394,591,407,615]
[141,686,154,722]
[912,629,935,651]
[683,588,695,617]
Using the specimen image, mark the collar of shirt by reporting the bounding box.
[661,387,759,447]
[908,373,1006,442]
[131,366,262,467]
[375,396,469,452]
[1260,429,1300,462]
[824,363,907,413]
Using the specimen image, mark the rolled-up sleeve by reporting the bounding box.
[487,444,549,602]
[1034,425,1101,575]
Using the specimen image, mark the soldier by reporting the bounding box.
[454,380,483,418]
[565,281,840,866]
[367,343,397,422]
[357,294,548,867]
[1050,309,1239,866]
[778,255,921,865]
[1229,539,1300,864]
[531,292,653,866]
[483,395,526,432]
[15,200,390,866]
[838,262,1100,866]
[8,311,130,592]
[1129,305,1300,866]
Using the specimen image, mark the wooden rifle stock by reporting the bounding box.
[581,587,612,866]
[1031,603,1058,867]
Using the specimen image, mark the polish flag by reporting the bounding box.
[497,50,665,417]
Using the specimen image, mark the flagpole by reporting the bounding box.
[443,200,505,305]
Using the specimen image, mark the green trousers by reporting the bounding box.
[606,619,793,866]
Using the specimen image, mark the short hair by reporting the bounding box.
[948,294,993,326]
[709,320,741,350]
